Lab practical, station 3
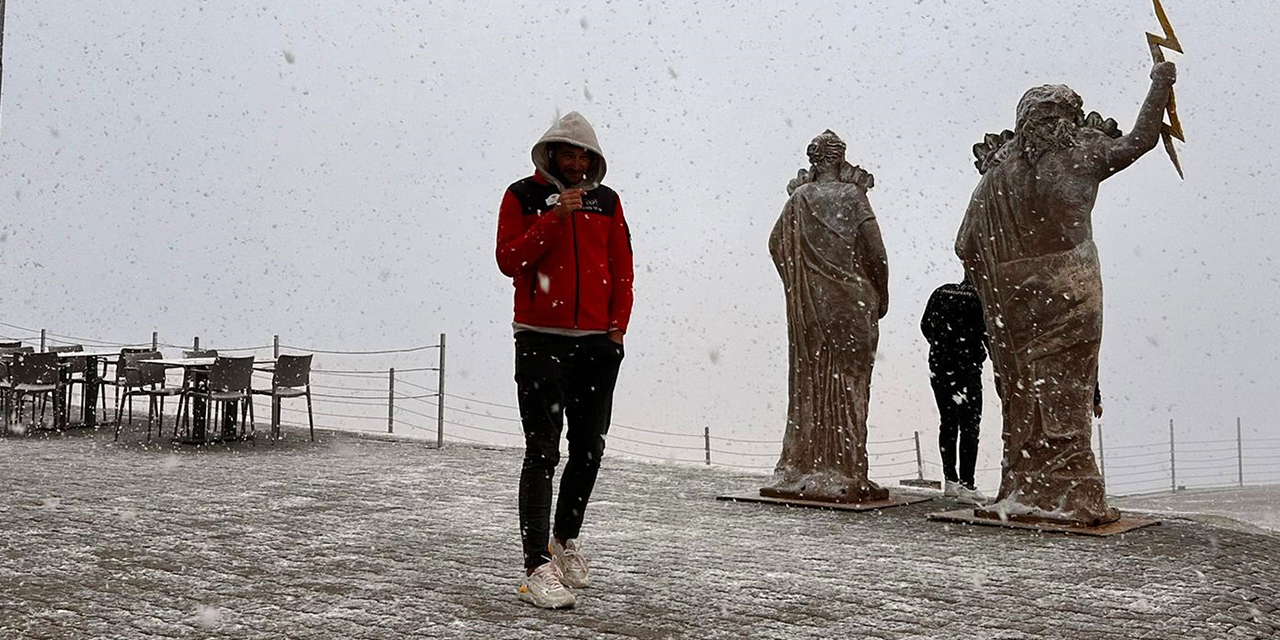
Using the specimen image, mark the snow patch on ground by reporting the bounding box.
[1114,485,1280,533]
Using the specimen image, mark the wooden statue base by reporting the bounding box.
[927,508,1160,537]
[716,492,932,512]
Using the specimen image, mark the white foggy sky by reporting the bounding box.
[2,1,1277,490]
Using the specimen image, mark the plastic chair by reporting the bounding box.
[113,351,182,442]
[5,352,65,431]
[101,347,155,423]
[180,356,255,442]
[252,354,314,442]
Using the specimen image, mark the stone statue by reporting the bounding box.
[955,61,1177,526]
[761,130,889,504]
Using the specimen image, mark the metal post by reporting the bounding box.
[387,368,395,434]
[437,333,446,449]
[704,427,711,465]
[1237,416,1244,487]
[1,0,7,135]
[914,431,924,481]
[151,331,158,351]
[39,329,45,352]
[273,335,280,359]
[1097,422,1106,481]
[1169,418,1177,492]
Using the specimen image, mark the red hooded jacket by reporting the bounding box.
[496,173,633,334]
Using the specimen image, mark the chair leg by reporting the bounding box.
[145,396,154,442]
[113,392,127,442]
[306,389,315,442]
[246,396,255,444]
[177,393,187,437]
[158,396,166,441]
[271,396,281,443]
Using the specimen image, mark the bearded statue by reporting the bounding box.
[761,130,889,504]
[955,62,1177,526]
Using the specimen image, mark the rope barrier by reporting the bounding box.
[440,404,523,423]
[0,321,148,347]
[869,436,918,446]
[309,383,387,394]
[1106,468,1169,479]
[443,391,518,410]
[395,405,440,422]
[1177,471,1237,481]
[1103,441,1167,451]
[313,367,439,375]
[607,432,705,451]
[277,405,381,421]
[1103,449,1167,461]
[308,394,394,407]
[399,378,441,393]
[1107,458,1171,471]
[1175,456,1243,467]
[871,447,918,458]
[281,343,440,355]
[718,450,781,458]
[441,418,519,438]
[610,422,704,438]
[707,434,780,445]
[608,446,703,464]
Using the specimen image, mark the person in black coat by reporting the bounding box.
[921,276,989,504]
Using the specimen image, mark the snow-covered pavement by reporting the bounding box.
[1,427,1277,639]
[1114,485,1280,534]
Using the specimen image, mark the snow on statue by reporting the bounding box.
[955,61,1177,526]
[761,130,889,504]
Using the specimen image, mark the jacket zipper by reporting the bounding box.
[571,212,581,327]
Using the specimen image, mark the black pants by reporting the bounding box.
[929,362,981,487]
[515,331,624,570]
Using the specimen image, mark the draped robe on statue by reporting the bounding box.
[955,149,1116,525]
[762,180,888,504]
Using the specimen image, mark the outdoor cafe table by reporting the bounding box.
[140,357,274,444]
[1,349,120,430]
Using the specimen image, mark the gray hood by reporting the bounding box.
[531,111,607,191]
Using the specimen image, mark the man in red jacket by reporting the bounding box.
[496,111,633,609]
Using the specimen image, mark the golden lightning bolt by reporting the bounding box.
[1146,0,1185,178]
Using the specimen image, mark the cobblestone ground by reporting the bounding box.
[2,426,1278,640]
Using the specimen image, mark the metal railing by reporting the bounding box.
[5,319,1278,496]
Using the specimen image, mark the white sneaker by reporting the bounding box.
[943,480,962,498]
[517,562,576,609]
[550,539,590,589]
[955,483,988,506]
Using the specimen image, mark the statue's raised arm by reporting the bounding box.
[1095,61,1177,178]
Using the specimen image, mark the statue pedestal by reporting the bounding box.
[927,508,1160,537]
[716,492,932,512]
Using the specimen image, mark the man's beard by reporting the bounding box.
[1021,119,1078,163]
